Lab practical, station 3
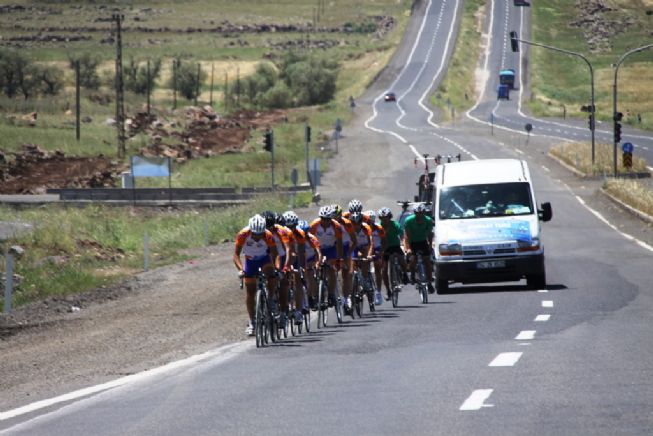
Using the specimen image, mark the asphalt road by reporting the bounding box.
[2,1,652,435]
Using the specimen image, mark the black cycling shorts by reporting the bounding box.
[383,245,404,261]
[409,241,431,257]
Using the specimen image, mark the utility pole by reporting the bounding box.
[113,13,126,158]
[195,62,201,106]
[209,63,214,107]
[146,59,151,116]
[75,60,80,141]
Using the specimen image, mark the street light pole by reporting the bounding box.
[510,32,596,166]
[612,43,653,177]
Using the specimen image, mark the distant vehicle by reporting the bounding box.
[514,0,530,5]
[497,84,510,100]
[499,69,516,89]
[384,92,396,102]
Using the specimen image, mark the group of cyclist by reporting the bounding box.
[234,199,435,336]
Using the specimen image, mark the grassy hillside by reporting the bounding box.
[530,0,653,130]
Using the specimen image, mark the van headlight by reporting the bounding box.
[439,243,462,256]
[517,238,540,252]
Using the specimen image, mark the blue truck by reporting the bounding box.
[499,69,516,89]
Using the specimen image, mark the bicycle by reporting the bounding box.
[388,252,403,308]
[316,259,343,328]
[276,269,290,340]
[288,266,311,336]
[415,253,429,304]
[250,268,276,348]
[351,257,375,317]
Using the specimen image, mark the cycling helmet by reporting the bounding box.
[378,207,393,219]
[248,214,266,235]
[414,203,427,214]
[262,210,276,228]
[275,212,285,226]
[365,209,376,223]
[282,211,299,227]
[348,199,363,213]
[319,205,334,218]
[350,212,363,223]
[298,220,310,232]
[332,204,343,218]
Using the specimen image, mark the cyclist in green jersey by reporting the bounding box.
[378,207,408,300]
[403,203,435,293]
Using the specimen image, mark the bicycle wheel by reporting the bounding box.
[389,258,401,308]
[335,280,343,324]
[352,273,362,318]
[417,257,428,304]
[317,277,328,328]
[255,288,266,348]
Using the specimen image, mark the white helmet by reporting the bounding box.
[378,207,393,219]
[319,205,335,218]
[414,203,427,213]
[282,211,299,227]
[248,214,266,234]
[348,199,363,213]
[365,209,376,223]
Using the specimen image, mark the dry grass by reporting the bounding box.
[604,178,653,218]
[550,141,649,175]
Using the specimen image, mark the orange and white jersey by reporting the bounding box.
[290,227,306,252]
[304,232,321,260]
[235,228,276,260]
[343,211,372,225]
[337,217,355,246]
[269,224,292,257]
[370,223,385,250]
[309,219,343,249]
[354,222,372,247]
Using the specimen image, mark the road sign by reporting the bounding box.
[623,152,633,168]
[622,142,634,153]
[525,123,533,132]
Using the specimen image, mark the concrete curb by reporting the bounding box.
[600,188,653,225]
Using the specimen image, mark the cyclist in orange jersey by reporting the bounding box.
[262,211,294,326]
[332,204,358,313]
[365,209,386,302]
[298,219,322,309]
[234,214,279,336]
[309,205,343,306]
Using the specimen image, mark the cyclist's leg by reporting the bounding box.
[261,263,277,310]
[381,250,391,296]
[341,245,352,303]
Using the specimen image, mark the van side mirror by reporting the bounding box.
[538,202,552,222]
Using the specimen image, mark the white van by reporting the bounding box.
[432,159,552,293]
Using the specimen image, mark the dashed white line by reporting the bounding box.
[460,389,494,411]
[542,300,554,308]
[537,289,549,293]
[535,314,551,322]
[515,148,524,155]
[489,352,523,367]
[515,330,536,341]
[541,165,550,172]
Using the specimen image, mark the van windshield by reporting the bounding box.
[438,182,533,219]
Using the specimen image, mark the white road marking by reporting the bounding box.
[574,195,653,253]
[535,314,551,322]
[0,341,250,421]
[515,330,536,340]
[537,289,548,293]
[489,352,522,367]
[541,166,550,172]
[514,149,524,155]
[542,300,554,308]
[460,389,494,411]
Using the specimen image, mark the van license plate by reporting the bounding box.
[477,260,505,269]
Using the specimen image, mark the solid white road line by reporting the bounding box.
[542,300,554,308]
[537,289,549,293]
[460,389,494,411]
[515,330,536,341]
[535,314,551,322]
[489,352,522,367]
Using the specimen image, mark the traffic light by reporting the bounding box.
[263,130,273,152]
[614,112,623,143]
[509,31,519,52]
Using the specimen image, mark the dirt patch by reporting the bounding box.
[0,144,124,194]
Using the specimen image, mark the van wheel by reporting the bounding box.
[527,272,546,290]
[436,277,449,294]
